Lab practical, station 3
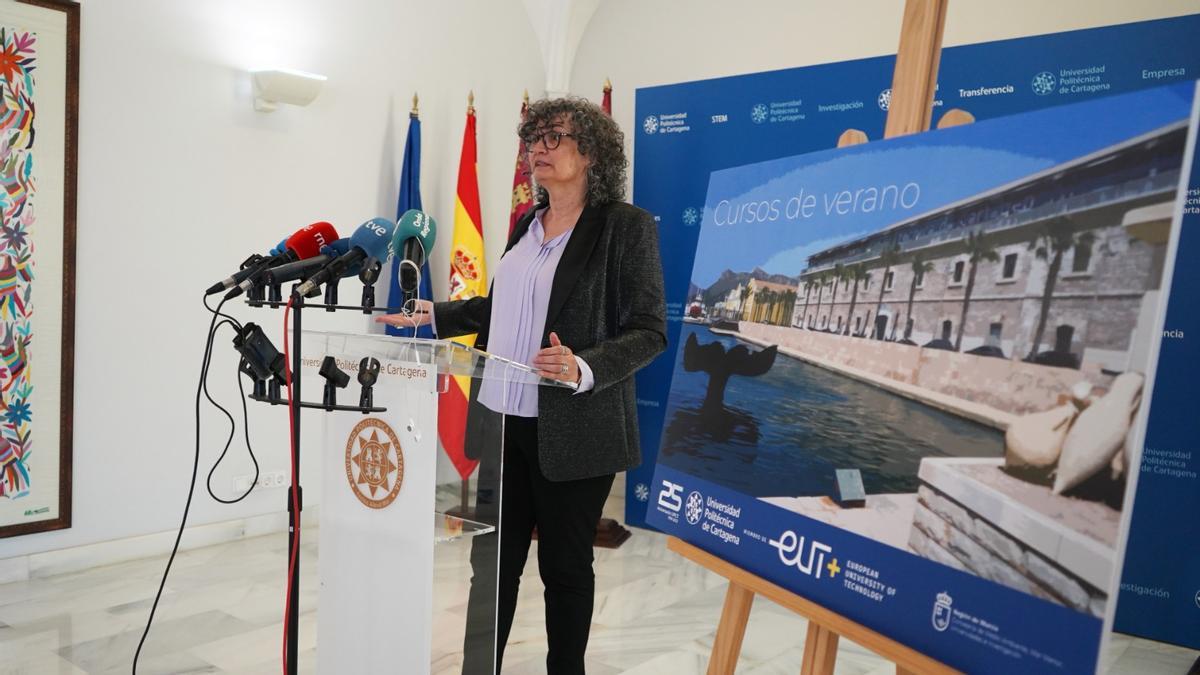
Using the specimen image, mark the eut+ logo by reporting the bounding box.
[769,530,834,580]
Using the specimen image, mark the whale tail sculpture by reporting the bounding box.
[684,332,778,409]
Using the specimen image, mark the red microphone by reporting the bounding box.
[283,221,337,260]
[216,222,341,299]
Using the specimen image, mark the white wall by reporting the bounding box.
[569,0,1200,197]
[7,0,1200,561]
[1,0,545,559]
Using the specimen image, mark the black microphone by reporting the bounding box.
[207,222,338,296]
[206,252,272,296]
[224,222,340,300]
[295,218,396,298]
[262,255,335,286]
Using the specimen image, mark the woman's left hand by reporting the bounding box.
[532,332,580,384]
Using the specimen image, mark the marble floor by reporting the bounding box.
[2,489,1198,674]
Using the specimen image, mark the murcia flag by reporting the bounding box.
[509,91,534,237]
[440,95,487,479]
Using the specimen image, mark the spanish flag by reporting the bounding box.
[440,94,486,480]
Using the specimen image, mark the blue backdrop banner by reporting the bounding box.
[631,14,1200,650]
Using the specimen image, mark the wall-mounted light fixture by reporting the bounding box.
[251,68,327,112]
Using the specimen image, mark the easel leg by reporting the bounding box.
[706,582,755,675]
[800,622,839,675]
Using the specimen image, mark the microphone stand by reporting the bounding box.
[286,288,302,675]
[246,282,409,675]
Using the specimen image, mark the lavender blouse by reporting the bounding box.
[474,209,594,417]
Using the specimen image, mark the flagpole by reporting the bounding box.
[460,89,475,516]
[595,76,632,549]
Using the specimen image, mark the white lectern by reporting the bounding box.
[300,331,574,674]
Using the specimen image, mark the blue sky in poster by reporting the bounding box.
[691,83,1195,288]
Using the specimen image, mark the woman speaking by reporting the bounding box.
[378,97,666,673]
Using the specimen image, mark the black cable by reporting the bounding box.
[200,293,261,504]
[201,319,259,504]
[133,294,228,673]
[204,294,243,331]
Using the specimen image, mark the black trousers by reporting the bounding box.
[462,415,615,674]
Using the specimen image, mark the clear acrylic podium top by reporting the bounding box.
[301,330,578,391]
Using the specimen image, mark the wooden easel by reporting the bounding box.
[678,2,964,673]
[669,538,959,675]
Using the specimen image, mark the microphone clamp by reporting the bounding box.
[358,357,381,410]
[319,356,350,410]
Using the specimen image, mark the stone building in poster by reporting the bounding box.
[791,121,1186,373]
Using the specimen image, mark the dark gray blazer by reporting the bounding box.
[433,200,667,481]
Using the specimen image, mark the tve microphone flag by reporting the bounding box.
[385,103,434,339]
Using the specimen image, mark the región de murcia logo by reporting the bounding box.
[345,418,405,509]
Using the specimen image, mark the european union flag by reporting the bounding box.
[386,112,435,338]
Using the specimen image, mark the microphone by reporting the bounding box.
[260,242,372,299]
[224,222,339,299]
[391,209,438,293]
[295,218,396,298]
[206,253,270,296]
[262,254,335,286]
[266,237,289,258]
[207,222,338,296]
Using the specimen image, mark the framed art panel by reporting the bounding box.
[0,0,78,539]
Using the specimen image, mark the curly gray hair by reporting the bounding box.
[519,97,627,207]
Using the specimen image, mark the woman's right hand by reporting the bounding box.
[375,299,433,329]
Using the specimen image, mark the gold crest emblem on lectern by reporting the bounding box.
[345,418,404,509]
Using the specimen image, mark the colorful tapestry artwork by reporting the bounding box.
[0,26,36,501]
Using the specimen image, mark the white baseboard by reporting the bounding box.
[0,505,321,584]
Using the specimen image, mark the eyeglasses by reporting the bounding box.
[523,130,576,151]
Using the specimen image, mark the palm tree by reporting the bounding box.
[799,279,815,328]
[955,230,1000,351]
[828,263,845,330]
[873,242,902,339]
[754,287,769,322]
[738,285,751,321]
[844,263,870,336]
[899,255,934,341]
[811,273,826,328]
[1027,217,1094,359]
[782,289,797,326]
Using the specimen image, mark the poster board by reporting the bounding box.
[646,83,1198,674]
[631,14,1200,648]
